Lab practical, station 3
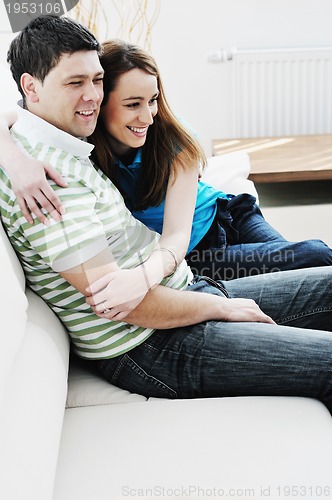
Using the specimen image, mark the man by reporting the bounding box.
[1,15,332,409]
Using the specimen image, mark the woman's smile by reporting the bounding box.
[127,125,149,137]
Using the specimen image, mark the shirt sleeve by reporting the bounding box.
[22,178,109,272]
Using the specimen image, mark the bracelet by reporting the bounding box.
[152,247,178,276]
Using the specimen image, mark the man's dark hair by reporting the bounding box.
[7,15,102,100]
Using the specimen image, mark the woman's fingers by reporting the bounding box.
[86,273,114,296]
[44,164,68,188]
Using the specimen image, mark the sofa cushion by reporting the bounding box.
[66,355,147,408]
[202,152,259,201]
[54,396,332,500]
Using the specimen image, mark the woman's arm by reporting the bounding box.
[84,157,199,311]
[0,110,66,224]
[159,156,199,264]
[127,158,199,290]
[84,156,199,310]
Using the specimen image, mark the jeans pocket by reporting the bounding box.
[104,354,177,399]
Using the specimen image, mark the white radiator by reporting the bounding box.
[219,46,332,137]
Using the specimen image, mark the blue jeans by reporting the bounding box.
[186,195,332,280]
[96,266,332,413]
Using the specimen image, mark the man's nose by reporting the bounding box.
[82,82,102,102]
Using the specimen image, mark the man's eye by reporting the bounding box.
[69,81,82,86]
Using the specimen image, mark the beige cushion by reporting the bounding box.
[202,152,259,200]
[66,357,146,408]
[54,396,332,500]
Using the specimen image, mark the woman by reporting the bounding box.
[1,39,331,289]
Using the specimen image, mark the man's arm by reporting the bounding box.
[60,246,117,295]
[115,285,275,328]
[77,253,275,328]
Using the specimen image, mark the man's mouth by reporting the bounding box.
[76,110,95,117]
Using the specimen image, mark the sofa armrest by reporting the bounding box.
[1,291,70,500]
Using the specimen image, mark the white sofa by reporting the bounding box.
[1,153,332,500]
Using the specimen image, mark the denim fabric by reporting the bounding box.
[96,267,332,413]
[186,194,332,280]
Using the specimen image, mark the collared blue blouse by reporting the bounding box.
[114,148,230,254]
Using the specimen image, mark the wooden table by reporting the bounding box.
[212,134,332,183]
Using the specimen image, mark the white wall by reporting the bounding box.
[1,0,332,153]
[97,0,332,154]
[148,0,332,154]
[0,0,21,109]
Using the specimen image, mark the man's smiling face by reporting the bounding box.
[27,50,104,138]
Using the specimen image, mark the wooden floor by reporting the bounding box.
[212,134,332,183]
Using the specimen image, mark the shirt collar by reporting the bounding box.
[115,148,142,168]
[13,102,95,159]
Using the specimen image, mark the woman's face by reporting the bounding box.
[100,68,159,158]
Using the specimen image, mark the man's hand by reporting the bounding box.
[220,297,275,324]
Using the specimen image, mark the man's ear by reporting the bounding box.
[20,73,40,103]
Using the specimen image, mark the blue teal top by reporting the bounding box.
[114,148,230,253]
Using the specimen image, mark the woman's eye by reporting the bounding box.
[149,98,158,105]
[126,103,139,109]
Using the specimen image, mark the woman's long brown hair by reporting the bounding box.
[90,39,206,209]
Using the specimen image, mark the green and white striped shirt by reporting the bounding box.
[0,107,192,359]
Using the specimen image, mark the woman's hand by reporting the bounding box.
[10,158,67,225]
[0,110,67,223]
[90,296,145,322]
[85,268,151,320]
